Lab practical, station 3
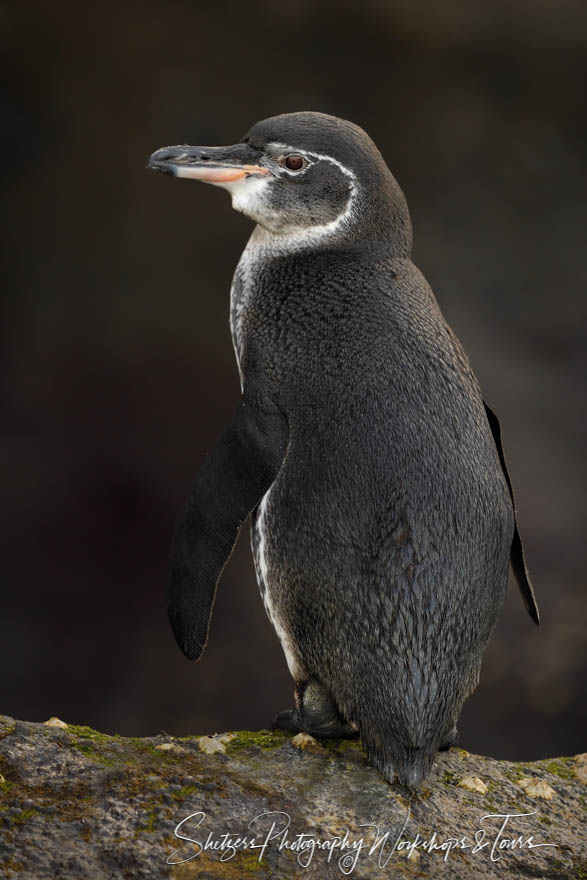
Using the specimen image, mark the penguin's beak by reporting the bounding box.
[147,143,269,183]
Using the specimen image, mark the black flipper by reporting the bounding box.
[169,374,289,660]
[484,402,540,625]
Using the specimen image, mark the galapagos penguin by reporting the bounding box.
[148,112,539,787]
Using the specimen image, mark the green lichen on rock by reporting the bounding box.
[222,728,289,753]
[138,809,159,834]
[66,723,113,743]
[503,761,530,782]
[238,852,267,873]
[322,736,364,755]
[11,808,37,825]
[539,757,577,780]
[442,770,460,785]
[70,741,115,766]
[170,784,200,801]
[0,723,16,742]
[452,747,470,759]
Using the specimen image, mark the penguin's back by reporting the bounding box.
[239,243,510,535]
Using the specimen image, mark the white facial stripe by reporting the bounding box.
[265,143,359,246]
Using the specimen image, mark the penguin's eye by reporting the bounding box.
[283,154,306,172]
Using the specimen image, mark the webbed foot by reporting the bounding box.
[272,680,359,740]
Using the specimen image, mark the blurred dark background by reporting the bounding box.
[1,0,585,761]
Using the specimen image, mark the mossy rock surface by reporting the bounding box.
[0,715,584,879]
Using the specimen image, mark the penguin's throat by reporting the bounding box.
[210,168,357,246]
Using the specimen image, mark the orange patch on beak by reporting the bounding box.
[175,164,269,183]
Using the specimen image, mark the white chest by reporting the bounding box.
[229,237,263,387]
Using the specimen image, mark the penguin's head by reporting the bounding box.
[148,111,411,252]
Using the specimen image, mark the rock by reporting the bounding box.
[154,742,186,754]
[291,732,322,752]
[517,776,556,799]
[457,775,488,794]
[0,717,584,879]
[43,717,68,729]
[197,735,225,755]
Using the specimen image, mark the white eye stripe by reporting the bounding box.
[267,142,356,182]
[263,145,313,176]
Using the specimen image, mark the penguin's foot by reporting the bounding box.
[272,707,359,739]
[272,680,359,740]
[272,708,307,734]
[439,726,458,751]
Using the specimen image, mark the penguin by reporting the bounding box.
[148,112,539,787]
